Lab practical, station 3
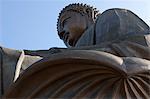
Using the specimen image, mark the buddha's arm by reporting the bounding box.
[48,40,150,61]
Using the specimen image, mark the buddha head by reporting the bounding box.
[57,3,99,47]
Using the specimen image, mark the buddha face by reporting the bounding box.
[58,11,92,47]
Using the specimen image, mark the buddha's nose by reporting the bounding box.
[59,30,69,42]
[59,30,65,39]
[59,26,68,39]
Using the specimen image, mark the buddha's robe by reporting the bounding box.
[74,8,150,60]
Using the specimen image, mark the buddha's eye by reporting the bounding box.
[62,17,71,27]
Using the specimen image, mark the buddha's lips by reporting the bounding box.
[63,33,75,46]
[62,32,78,46]
[68,38,77,47]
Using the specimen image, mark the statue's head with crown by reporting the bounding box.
[57,3,99,47]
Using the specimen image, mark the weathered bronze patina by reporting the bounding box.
[1,3,150,99]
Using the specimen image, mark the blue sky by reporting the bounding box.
[1,0,150,50]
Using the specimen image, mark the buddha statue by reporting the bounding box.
[57,4,150,59]
[2,3,150,99]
